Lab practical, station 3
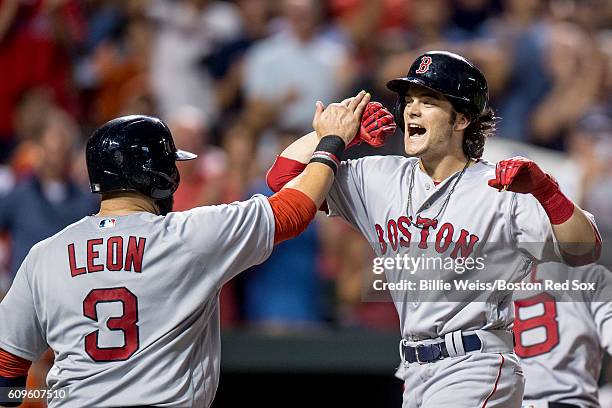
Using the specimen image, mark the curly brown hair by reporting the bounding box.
[461,107,496,159]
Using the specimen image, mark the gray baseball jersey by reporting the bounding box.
[516,262,612,408]
[326,155,593,340]
[0,195,274,407]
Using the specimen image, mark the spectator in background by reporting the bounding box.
[377,0,476,91]
[569,112,612,241]
[0,109,98,280]
[563,31,612,253]
[595,32,612,116]
[242,0,353,134]
[473,0,601,150]
[220,122,261,203]
[451,0,499,35]
[320,218,398,331]
[205,0,272,126]
[79,0,124,54]
[149,0,242,123]
[170,105,227,210]
[0,0,84,162]
[548,0,612,33]
[377,0,507,125]
[381,0,471,57]
[239,128,324,330]
[13,88,55,143]
[240,203,323,329]
[91,14,154,123]
[528,22,604,150]
[405,0,471,45]
[323,0,384,51]
[476,0,547,143]
[171,108,258,327]
[321,0,387,131]
[173,114,259,208]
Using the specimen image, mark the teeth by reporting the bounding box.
[408,124,426,136]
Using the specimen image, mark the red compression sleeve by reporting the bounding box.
[266,156,307,193]
[531,175,575,225]
[269,188,317,244]
[0,348,31,377]
[266,155,329,212]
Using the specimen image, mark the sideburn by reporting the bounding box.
[449,110,457,126]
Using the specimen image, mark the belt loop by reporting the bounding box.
[399,338,409,367]
[444,332,456,357]
[415,344,424,364]
[453,330,466,356]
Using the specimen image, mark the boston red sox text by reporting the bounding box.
[373,279,598,292]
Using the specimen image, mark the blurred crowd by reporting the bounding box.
[0,0,611,339]
[0,0,611,405]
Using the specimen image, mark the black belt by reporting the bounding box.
[402,333,482,363]
[548,403,579,408]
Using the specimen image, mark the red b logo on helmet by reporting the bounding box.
[415,56,433,74]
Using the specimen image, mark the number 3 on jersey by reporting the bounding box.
[513,293,559,358]
[83,287,140,362]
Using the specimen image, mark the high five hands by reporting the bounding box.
[313,91,397,148]
[313,91,371,146]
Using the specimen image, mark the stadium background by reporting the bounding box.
[0,0,610,406]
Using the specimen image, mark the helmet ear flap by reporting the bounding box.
[395,95,406,133]
[145,164,180,200]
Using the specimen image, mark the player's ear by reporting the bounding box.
[453,113,470,132]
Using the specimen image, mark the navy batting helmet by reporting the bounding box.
[86,115,197,200]
[386,51,488,131]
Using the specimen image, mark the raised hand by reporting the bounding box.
[312,91,371,146]
[345,101,397,148]
[488,156,555,195]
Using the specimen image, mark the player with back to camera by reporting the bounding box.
[266,51,601,407]
[515,261,611,408]
[0,90,371,407]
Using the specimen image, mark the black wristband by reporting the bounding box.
[309,135,345,174]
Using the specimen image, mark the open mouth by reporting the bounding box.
[408,123,427,138]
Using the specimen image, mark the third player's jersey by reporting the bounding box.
[515,262,612,408]
[325,155,591,340]
[0,196,274,407]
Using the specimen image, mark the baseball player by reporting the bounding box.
[516,262,612,408]
[0,90,370,408]
[266,51,601,407]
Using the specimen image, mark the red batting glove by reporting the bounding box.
[488,156,574,224]
[488,156,549,194]
[347,101,397,148]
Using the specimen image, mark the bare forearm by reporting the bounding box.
[283,162,334,208]
[280,131,319,164]
[552,206,598,256]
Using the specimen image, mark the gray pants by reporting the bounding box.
[397,352,525,408]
